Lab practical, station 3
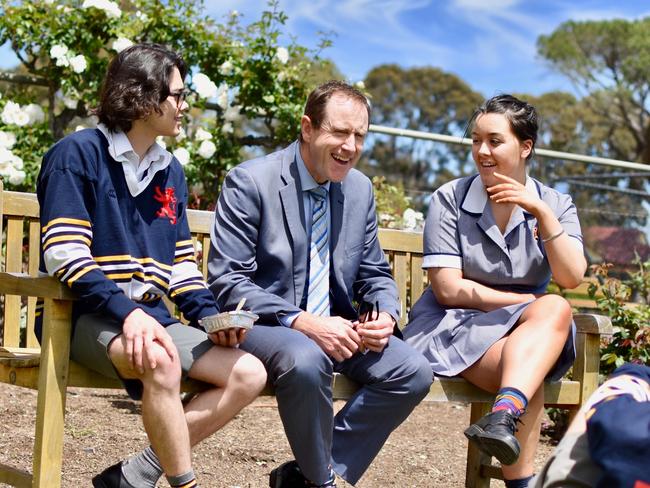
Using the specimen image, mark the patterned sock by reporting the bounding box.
[121,446,163,488]
[167,470,198,488]
[492,387,528,416]
[504,474,534,488]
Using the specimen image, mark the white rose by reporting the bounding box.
[75,125,87,132]
[8,169,26,185]
[263,94,275,104]
[402,208,424,230]
[275,47,289,64]
[112,37,133,53]
[12,110,30,127]
[0,147,14,164]
[82,0,121,18]
[173,147,190,165]
[57,89,78,110]
[221,122,233,134]
[1,102,21,125]
[175,127,187,141]
[0,130,16,149]
[219,59,234,76]
[69,54,87,73]
[194,127,212,141]
[0,164,12,177]
[193,73,217,99]
[10,154,24,170]
[49,44,68,60]
[55,56,70,67]
[354,80,366,90]
[23,104,45,124]
[216,84,229,110]
[223,105,241,122]
[197,140,216,159]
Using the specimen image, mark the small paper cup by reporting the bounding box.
[200,310,259,333]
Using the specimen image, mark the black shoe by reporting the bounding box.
[269,461,307,488]
[464,409,521,465]
[269,461,337,488]
[92,462,136,488]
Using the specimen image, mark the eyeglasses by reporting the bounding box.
[355,300,378,355]
[168,88,190,106]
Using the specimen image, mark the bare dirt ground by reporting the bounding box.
[0,384,556,487]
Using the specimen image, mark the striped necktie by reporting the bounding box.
[307,186,330,316]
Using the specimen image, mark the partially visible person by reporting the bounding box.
[36,43,266,488]
[532,362,650,488]
[207,80,433,488]
[403,94,587,487]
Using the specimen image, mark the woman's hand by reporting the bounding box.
[486,172,544,216]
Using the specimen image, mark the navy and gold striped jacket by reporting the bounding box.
[35,128,218,340]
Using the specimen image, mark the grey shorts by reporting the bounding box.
[70,313,214,400]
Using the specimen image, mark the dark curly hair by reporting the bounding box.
[94,43,187,132]
[300,80,371,141]
[469,94,538,160]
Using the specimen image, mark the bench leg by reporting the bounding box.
[465,402,492,488]
[32,299,72,488]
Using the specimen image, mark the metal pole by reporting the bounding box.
[369,124,650,173]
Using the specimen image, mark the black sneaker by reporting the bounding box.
[464,409,521,465]
[91,462,136,488]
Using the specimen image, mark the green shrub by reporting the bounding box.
[589,259,650,375]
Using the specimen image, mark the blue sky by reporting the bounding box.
[203,0,650,97]
[1,0,649,96]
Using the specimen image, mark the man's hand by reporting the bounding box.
[122,308,177,374]
[208,328,248,347]
[354,311,395,353]
[292,312,362,362]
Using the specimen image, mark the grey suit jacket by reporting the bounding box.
[207,141,400,326]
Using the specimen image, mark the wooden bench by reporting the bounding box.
[0,182,613,488]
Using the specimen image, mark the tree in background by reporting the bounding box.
[538,17,650,227]
[361,64,482,203]
[0,0,329,207]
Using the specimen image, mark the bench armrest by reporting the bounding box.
[0,272,77,300]
[574,313,613,335]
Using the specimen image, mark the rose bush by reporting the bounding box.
[0,0,331,206]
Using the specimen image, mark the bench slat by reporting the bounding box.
[4,218,24,347]
[2,191,38,217]
[26,220,41,348]
[378,228,423,253]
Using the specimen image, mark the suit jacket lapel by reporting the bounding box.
[279,142,308,305]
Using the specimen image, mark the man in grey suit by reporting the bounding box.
[207,80,432,488]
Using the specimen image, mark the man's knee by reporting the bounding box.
[230,353,268,397]
[140,345,182,391]
[275,345,332,389]
[405,352,434,398]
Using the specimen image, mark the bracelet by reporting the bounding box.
[542,229,565,243]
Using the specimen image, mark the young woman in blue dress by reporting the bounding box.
[403,94,588,488]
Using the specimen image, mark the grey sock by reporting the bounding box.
[121,446,163,488]
[167,469,196,487]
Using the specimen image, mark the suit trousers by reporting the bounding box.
[240,324,432,485]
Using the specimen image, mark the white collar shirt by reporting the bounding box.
[97,123,173,196]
